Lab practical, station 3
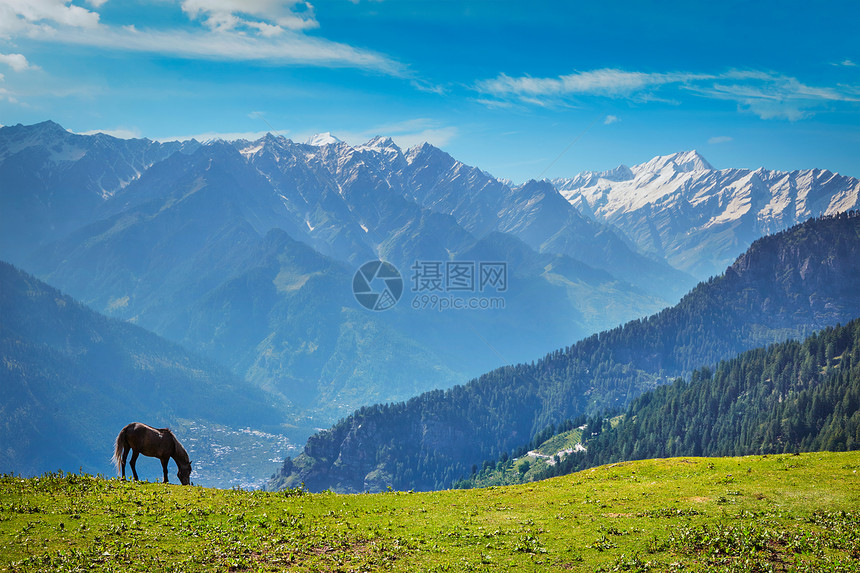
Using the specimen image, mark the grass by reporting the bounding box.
[533,427,583,456]
[2,451,859,572]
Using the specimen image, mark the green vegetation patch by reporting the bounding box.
[534,427,584,456]
[2,452,859,572]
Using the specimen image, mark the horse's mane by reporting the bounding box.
[170,431,190,465]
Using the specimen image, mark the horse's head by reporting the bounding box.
[177,462,192,486]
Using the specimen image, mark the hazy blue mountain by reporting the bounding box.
[268,213,860,493]
[0,121,197,266]
[0,261,290,489]
[6,122,670,429]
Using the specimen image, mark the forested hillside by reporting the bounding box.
[268,212,860,493]
[568,318,860,464]
[460,318,860,487]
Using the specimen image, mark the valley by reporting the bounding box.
[1,121,859,493]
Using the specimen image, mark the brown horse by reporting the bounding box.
[112,422,192,485]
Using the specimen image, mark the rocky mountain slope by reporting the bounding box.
[554,150,860,278]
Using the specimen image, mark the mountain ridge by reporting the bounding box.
[268,212,860,493]
[554,150,860,277]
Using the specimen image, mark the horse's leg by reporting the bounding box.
[129,450,140,481]
[160,457,169,484]
[121,445,130,480]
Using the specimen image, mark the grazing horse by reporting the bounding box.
[112,422,192,485]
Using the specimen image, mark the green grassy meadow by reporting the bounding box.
[2,452,859,572]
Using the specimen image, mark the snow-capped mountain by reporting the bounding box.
[3,120,857,447]
[224,129,692,299]
[3,121,680,429]
[305,132,342,146]
[553,151,860,278]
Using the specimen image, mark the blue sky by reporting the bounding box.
[1,0,858,181]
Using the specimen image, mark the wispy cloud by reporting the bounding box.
[77,126,144,139]
[476,69,711,104]
[64,24,404,72]
[0,0,405,75]
[604,114,620,125]
[155,129,274,143]
[476,67,860,121]
[690,70,860,121]
[179,0,319,33]
[708,135,733,144]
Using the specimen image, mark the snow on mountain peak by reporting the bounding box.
[358,135,400,154]
[634,150,714,175]
[305,132,342,146]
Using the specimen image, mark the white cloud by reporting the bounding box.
[410,79,447,95]
[708,135,732,144]
[0,0,101,35]
[155,129,274,142]
[692,71,860,121]
[476,67,860,121]
[476,69,712,103]
[180,0,318,33]
[0,52,35,71]
[0,0,404,75]
[603,114,620,125]
[21,22,404,74]
[77,126,144,139]
[0,86,21,104]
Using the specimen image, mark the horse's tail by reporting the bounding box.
[111,426,126,475]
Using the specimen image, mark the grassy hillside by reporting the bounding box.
[3,452,859,572]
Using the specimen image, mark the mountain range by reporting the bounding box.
[0,121,695,427]
[2,121,859,489]
[554,150,860,278]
